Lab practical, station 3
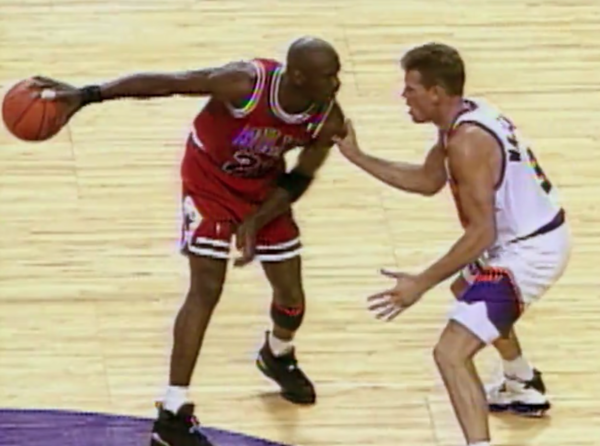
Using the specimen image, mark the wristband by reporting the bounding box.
[276,168,314,202]
[79,85,103,107]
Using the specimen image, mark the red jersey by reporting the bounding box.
[181,58,334,204]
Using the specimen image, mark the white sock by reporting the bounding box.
[468,442,490,446]
[163,385,189,413]
[503,356,534,381]
[268,332,293,356]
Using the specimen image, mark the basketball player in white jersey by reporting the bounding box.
[333,42,571,446]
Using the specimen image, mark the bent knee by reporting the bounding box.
[433,343,461,368]
[188,279,224,309]
[273,284,305,307]
[433,322,481,367]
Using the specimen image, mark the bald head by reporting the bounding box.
[284,36,341,103]
[286,36,339,69]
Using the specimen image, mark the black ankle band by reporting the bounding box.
[79,85,103,107]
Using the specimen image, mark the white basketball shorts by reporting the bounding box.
[449,218,571,344]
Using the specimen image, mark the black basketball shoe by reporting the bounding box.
[256,331,316,405]
[150,403,214,446]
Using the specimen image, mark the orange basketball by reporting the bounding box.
[2,79,66,142]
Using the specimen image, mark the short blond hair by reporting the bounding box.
[401,42,465,96]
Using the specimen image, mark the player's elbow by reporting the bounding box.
[420,187,438,197]
[419,169,447,197]
[421,183,443,197]
[474,222,496,249]
[420,177,446,197]
[465,220,496,255]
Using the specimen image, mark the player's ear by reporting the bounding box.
[430,84,445,104]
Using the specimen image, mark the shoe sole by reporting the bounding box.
[255,356,316,405]
[150,433,171,446]
[150,432,213,446]
[489,401,551,418]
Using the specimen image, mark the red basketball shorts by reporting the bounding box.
[179,143,302,262]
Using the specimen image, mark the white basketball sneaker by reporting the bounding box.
[486,369,551,417]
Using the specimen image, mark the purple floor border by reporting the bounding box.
[0,408,292,446]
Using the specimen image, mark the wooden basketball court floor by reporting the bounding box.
[1,1,599,445]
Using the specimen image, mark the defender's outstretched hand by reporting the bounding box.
[367,269,427,321]
[332,119,361,159]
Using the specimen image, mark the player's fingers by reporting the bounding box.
[34,88,75,102]
[234,228,245,250]
[367,289,394,302]
[332,119,355,143]
[233,248,254,267]
[243,229,255,252]
[233,256,251,267]
[372,303,394,319]
[380,268,399,278]
[32,75,74,88]
[30,76,55,87]
[234,234,256,267]
[30,77,76,100]
[368,298,403,321]
[30,77,68,92]
[331,134,345,144]
[381,306,403,321]
[367,301,388,312]
[380,268,408,279]
[366,293,393,310]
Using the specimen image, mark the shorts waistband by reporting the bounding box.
[510,209,565,244]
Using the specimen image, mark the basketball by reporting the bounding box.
[2,79,66,142]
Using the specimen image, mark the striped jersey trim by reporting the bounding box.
[226,60,266,118]
[269,66,315,124]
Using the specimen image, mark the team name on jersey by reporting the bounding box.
[232,124,306,157]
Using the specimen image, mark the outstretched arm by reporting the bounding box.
[333,120,447,196]
[34,61,256,121]
[365,124,499,321]
[88,61,256,103]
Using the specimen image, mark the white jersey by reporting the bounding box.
[444,98,562,249]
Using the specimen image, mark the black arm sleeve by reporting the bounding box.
[276,168,314,202]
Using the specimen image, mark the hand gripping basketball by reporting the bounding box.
[1,76,82,142]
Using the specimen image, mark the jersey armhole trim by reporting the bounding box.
[308,101,335,140]
[453,120,507,191]
[225,60,266,118]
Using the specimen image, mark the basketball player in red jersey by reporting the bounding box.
[33,36,345,446]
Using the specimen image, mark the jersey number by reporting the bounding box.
[499,115,553,194]
[222,151,264,177]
